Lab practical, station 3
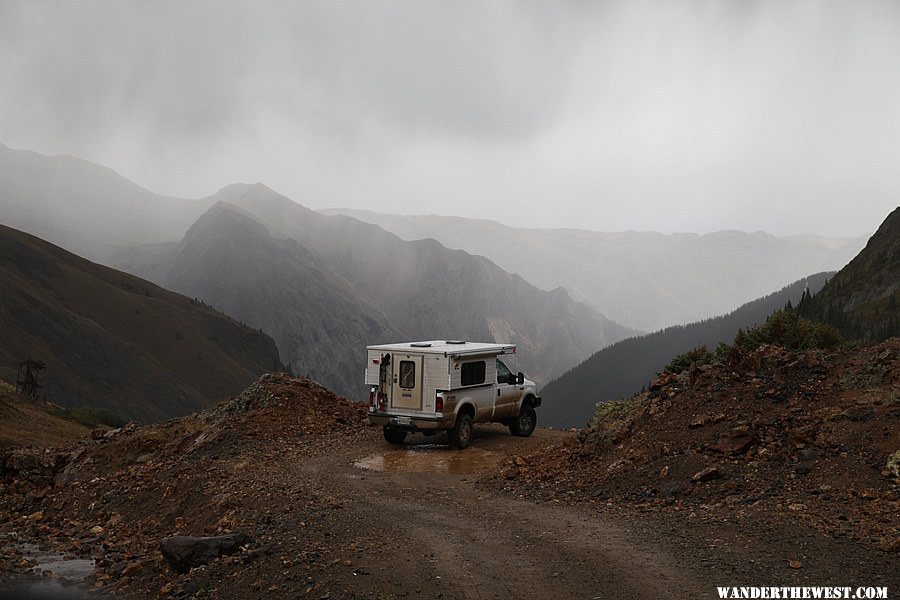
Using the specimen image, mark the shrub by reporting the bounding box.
[733,308,841,354]
[664,309,841,376]
[588,398,631,428]
[665,345,716,374]
[53,407,127,428]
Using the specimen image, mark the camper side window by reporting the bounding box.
[399,361,416,388]
[460,361,486,386]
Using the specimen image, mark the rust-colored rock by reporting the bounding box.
[691,467,722,482]
[711,434,755,455]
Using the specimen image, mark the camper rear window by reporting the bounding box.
[399,361,416,388]
[461,361,486,386]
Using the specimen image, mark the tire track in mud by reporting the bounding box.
[300,427,710,599]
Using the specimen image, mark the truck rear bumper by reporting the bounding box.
[368,412,451,430]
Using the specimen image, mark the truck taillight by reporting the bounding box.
[435,394,443,412]
[369,388,376,407]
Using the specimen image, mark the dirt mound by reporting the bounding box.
[0,373,371,596]
[200,372,368,436]
[501,340,900,553]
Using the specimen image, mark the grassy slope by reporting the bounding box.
[0,382,90,448]
[0,225,283,422]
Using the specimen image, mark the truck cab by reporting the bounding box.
[365,341,541,449]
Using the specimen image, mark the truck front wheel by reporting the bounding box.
[449,412,473,450]
[510,404,536,437]
[383,427,407,445]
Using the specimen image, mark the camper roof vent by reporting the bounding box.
[445,340,466,345]
[410,342,432,348]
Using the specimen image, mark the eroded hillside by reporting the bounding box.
[501,340,900,554]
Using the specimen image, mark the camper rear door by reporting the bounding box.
[391,354,424,410]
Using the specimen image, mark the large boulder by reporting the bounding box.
[160,533,251,572]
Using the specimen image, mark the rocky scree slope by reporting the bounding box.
[0,373,370,597]
[500,340,900,554]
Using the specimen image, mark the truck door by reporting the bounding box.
[391,354,423,411]
[494,359,520,419]
[458,359,494,420]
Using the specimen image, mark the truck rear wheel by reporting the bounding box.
[510,404,536,437]
[449,412,473,450]
[383,427,407,445]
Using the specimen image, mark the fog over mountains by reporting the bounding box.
[323,209,865,332]
[0,143,211,256]
[0,142,875,405]
[125,185,635,397]
[0,144,633,399]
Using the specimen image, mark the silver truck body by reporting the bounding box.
[365,340,541,446]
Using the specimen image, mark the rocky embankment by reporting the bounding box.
[500,340,900,554]
[0,373,369,597]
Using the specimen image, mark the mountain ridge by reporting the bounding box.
[0,223,284,422]
[540,272,834,428]
[125,186,635,399]
[322,207,866,331]
[800,206,900,341]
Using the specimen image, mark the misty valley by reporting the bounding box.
[0,3,898,599]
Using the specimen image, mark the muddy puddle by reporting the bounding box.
[354,444,501,475]
[1,537,96,597]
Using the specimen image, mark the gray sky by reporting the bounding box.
[0,0,898,237]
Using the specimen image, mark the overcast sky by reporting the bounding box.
[0,1,898,236]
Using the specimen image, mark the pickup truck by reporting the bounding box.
[365,341,541,449]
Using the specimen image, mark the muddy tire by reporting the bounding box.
[449,412,474,450]
[383,427,407,445]
[510,404,536,437]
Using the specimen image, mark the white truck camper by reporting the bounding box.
[365,340,541,449]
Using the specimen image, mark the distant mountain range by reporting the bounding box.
[119,185,635,397]
[1,141,883,420]
[0,142,211,259]
[0,224,283,422]
[0,145,634,400]
[800,206,899,342]
[539,272,833,428]
[322,208,866,332]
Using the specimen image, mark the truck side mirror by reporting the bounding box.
[517,372,524,385]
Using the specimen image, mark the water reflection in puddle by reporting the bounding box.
[1,539,97,596]
[32,557,96,580]
[354,445,499,475]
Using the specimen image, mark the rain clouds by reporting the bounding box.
[0,0,898,236]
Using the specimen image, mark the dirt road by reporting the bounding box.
[311,427,701,599]
[3,417,896,599]
[278,426,897,599]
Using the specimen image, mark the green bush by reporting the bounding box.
[53,407,127,428]
[665,345,716,374]
[733,308,841,354]
[588,398,631,428]
[664,309,842,375]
